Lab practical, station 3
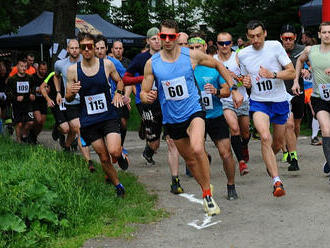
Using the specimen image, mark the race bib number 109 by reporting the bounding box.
[17,81,29,94]
[161,76,189,101]
[85,93,108,115]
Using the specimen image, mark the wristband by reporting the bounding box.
[273,72,277,79]
[230,85,238,91]
[115,89,124,95]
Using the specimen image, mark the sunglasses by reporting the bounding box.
[217,40,232,46]
[80,43,94,50]
[158,33,179,41]
[281,36,295,41]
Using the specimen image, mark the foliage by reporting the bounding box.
[199,0,311,40]
[0,138,165,247]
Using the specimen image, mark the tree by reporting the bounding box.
[52,0,77,64]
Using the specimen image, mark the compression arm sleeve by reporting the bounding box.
[44,72,55,84]
[122,72,144,85]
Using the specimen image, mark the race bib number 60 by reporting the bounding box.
[319,84,330,101]
[85,93,108,115]
[161,76,189,101]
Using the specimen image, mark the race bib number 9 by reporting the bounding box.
[85,93,108,115]
[201,91,213,110]
[319,84,330,101]
[17,81,29,94]
[161,76,189,101]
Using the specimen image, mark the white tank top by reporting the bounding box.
[238,41,291,102]
[214,52,248,102]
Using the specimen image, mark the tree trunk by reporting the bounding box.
[51,0,77,66]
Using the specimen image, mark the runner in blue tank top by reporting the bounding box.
[141,19,243,216]
[65,32,129,198]
[189,34,241,201]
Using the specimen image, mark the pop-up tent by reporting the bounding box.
[299,0,322,26]
[0,11,146,49]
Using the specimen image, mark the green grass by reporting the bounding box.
[0,137,167,248]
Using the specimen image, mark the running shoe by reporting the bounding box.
[142,150,155,166]
[323,162,330,174]
[116,185,125,198]
[59,134,66,148]
[203,195,220,216]
[288,158,300,171]
[273,181,286,197]
[242,146,249,162]
[311,137,322,146]
[281,152,289,163]
[118,153,129,171]
[122,147,128,155]
[71,138,78,151]
[227,185,238,200]
[170,177,184,194]
[239,161,249,176]
[88,160,96,173]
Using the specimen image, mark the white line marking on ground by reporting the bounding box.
[179,193,222,230]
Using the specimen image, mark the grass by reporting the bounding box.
[0,137,167,248]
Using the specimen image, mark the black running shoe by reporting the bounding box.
[170,177,184,194]
[118,153,129,171]
[59,134,66,148]
[288,158,300,171]
[116,185,125,198]
[227,185,238,200]
[142,150,155,165]
[88,160,96,173]
[71,138,78,151]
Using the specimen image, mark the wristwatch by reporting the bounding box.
[230,85,238,91]
[115,89,124,95]
[215,89,221,96]
[273,72,277,79]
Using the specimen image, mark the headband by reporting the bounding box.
[188,37,206,45]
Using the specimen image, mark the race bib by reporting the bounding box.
[161,76,189,101]
[255,77,274,93]
[85,93,108,115]
[59,98,66,111]
[201,91,213,110]
[318,84,330,101]
[17,81,29,94]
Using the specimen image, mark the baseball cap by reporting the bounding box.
[280,24,296,35]
[147,27,160,38]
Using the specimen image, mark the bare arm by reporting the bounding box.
[40,81,55,107]
[292,46,311,95]
[65,64,80,102]
[140,59,157,104]
[53,73,62,105]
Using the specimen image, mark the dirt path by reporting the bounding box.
[38,131,329,248]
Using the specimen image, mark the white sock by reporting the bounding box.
[272,176,281,185]
[312,118,320,139]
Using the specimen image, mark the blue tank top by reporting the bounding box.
[151,47,202,124]
[78,58,118,127]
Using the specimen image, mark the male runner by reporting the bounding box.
[30,61,49,143]
[54,39,94,170]
[65,32,128,197]
[237,20,296,197]
[294,21,330,176]
[6,56,35,143]
[123,27,163,166]
[189,35,247,200]
[141,19,243,215]
[279,24,305,171]
[214,31,250,176]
